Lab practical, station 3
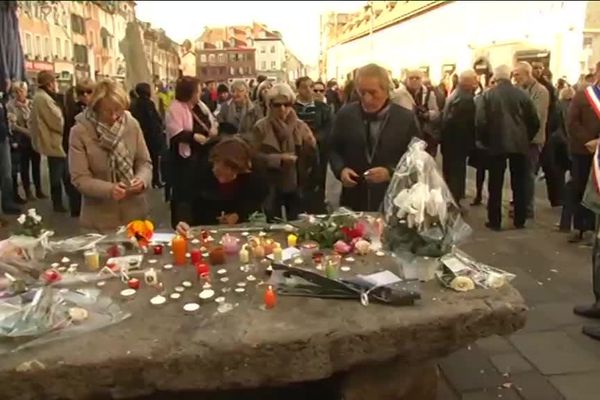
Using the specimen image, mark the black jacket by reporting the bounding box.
[329,102,420,211]
[441,89,476,155]
[130,96,164,155]
[0,95,9,141]
[180,140,268,225]
[476,80,540,156]
[293,100,332,144]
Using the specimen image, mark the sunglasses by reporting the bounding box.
[77,89,93,95]
[271,102,292,108]
[313,89,325,93]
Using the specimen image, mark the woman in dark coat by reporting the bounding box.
[175,136,268,233]
[130,82,164,188]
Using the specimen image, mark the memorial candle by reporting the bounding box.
[195,262,209,278]
[153,244,164,256]
[191,248,202,264]
[264,285,276,309]
[273,244,283,262]
[172,234,187,265]
[239,246,249,264]
[287,234,298,248]
[84,248,100,270]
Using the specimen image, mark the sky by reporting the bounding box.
[135,1,365,66]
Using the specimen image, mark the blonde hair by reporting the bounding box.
[11,81,28,95]
[75,78,95,94]
[89,79,129,112]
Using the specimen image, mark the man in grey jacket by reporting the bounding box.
[513,62,550,219]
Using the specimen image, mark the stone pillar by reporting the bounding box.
[340,360,438,400]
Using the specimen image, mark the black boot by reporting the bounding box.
[35,188,48,199]
[573,303,600,319]
[582,325,600,341]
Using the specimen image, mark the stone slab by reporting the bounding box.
[439,347,505,392]
[510,371,563,400]
[490,352,533,374]
[0,233,526,400]
[461,389,521,400]
[549,371,600,400]
[509,331,600,375]
[475,335,515,355]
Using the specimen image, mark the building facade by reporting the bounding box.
[179,40,196,78]
[285,50,307,83]
[140,22,180,86]
[17,2,55,86]
[324,1,600,85]
[254,34,286,82]
[196,41,256,84]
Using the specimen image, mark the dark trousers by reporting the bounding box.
[150,150,161,186]
[475,167,486,199]
[541,141,566,207]
[571,154,595,233]
[64,156,81,217]
[487,153,527,228]
[559,179,575,231]
[20,146,42,194]
[442,150,467,203]
[47,156,67,209]
[0,137,15,208]
[265,189,301,222]
[593,218,600,302]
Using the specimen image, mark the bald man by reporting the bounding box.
[441,70,478,206]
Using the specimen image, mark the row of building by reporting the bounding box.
[319,1,600,87]
[192,22,308,85]
[18,0,181,91]
[18,1,309,92]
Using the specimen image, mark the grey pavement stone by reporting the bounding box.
[439,348,504,392]
[510,331,600,375]
[510,371,564,400]
[437,374,459,400]
[476,335,515,355]
[519,306,562,333]
[461,389,521,400]
[490,353,534,374]
[562,324,600,360]
[535,302,592,327]
[549,371,600,400]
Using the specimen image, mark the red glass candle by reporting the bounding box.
[42,269,62,284]
[264,285,277,309]
[153,244,164,256]
[191,248,202,264]
[195,262,209,278]
[128,278,140,290]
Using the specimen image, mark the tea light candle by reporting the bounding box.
[191,248,202,264]
[239,245,250,264]
[42,269,62,284]
[144,268,158,285]
[150,295,166,306]
[172,234,187,266]
[300,241,319,260]
[264,285,276,309]
[287,234,298,248]
[84,249,100,271]
[153,244,164,256]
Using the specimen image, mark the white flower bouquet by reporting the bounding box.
[382,139,471,257]
[8,209,54,261]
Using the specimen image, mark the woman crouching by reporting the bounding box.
[69,79,152,232]
[176,136,268,235]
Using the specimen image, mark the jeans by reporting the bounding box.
[47,156,66,209]
[525,144,542,216]
[0,137,15,208]
[488,153,527,228]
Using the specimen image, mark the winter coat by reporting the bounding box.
[522,80,550,145]
[130,95,164,157]
[329,101,421,212]
[441,88,476,156]
[475,79,540,156]
[30,89,65,157]
[567,87,600,155]
[68,111,152,232]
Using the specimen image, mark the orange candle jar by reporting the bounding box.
[264,285,277,309]
[209,246,226,265]
[172,234,187,266]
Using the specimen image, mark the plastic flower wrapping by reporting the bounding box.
[382,138,472,257]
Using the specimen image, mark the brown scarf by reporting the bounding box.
[268,108,302,150]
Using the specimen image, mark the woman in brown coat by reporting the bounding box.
[69,79,152,232]
[251,83,316,220]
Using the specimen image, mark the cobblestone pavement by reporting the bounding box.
[2,161,599,400]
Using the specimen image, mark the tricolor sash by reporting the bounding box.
[585,85,600,120]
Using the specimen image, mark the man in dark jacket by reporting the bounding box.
[441,70,478,206]
[201,80,218,113]
[325,79,342,114]
[294,76,332,214]
[476,65,540,230]
[0,80,21,215]
[330,64,421,212]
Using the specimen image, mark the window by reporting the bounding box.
[246,66,252,74]
[74,44,88,64]
[55,38,61,58]
[208,54,215,63]
[34,35,41,57]
[238,67,244,75]
[44,37,50,58]
[270,45,276,53]
[260,46,266,54]
[271,61,277,69]
[24,33,33,56]
[229,67,234,75]
[71,14,85,34]
[64,40,71,59]
[89,32,94,47]
[261,61,266,70]
[218,53,224,63]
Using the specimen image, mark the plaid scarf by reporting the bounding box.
[84,110,134,184]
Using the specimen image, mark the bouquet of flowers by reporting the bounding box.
[382,139,471,257]
[8,209,53,261]
[126,220,154,249]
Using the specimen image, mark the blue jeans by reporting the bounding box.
[0,136,14,208]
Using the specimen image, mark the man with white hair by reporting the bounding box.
[404,69,441,156]
[441,70,478,207]
[329,63,420,211]
[476,65,540,230]
[513,62,550,219]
